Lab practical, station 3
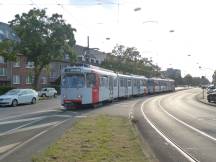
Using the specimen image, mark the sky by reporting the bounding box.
[0,0,216,80]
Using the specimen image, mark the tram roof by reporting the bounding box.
[63,64,117,76]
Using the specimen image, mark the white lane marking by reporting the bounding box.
[0,114,72,136]
[158,98,216,142]
[0,116,45,125]
[0,118,45,136]
[141,99,198,162]
[0,130,48,161]
[128,101,140,120]
[0,109,59,122]
[75,115,87,118]
[53,114,73,118]
[0,143,20,154]
[0,118,70,161]
[13,121,59,133]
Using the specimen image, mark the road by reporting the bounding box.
[0,97,92,162]
[133,88,216,162]
[1,88,214,162]
[0,96,147,162]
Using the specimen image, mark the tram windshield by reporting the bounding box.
[62,74,85,88]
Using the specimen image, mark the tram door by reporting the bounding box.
[125,78,128,97]
[109,77,114,100]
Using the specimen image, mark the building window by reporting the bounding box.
[26,75,33,84]
[0,56,5,64]
[13,57,21,67]
[64,54,70,60]
[41,77,47,84]
[26,61,34,68]
[90,59,95,63]
[0,67,6,76]
[96,60,99,64]
[13,75,20,84]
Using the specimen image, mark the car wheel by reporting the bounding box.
[11,99,18,107]
[54,93,57,98]
[31,98,36,104]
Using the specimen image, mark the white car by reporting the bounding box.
[0,89,38,107]
[38,88,57,97]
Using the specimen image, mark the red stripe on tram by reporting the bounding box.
[92,73,99,104]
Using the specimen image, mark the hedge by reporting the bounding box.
[0,86,13,95]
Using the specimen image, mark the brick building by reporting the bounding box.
[0,22,108,89]
[74,45,107,65]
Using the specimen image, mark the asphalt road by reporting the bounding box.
[0,97,93,162]
[1,88,213,162]
[0,96,147,162]
[133,88,216,162]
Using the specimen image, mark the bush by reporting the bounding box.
[0,86,13,95]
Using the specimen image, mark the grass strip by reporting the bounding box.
[32,115,150,162]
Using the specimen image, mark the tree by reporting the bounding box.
[9,8,76,89]
[200,76,210,85]
[101,44,161,77]
[0,39,17,61]
[212,70,216,85]
[183,74,193,86]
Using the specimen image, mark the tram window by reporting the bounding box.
[128,79,131,87]
[133,80,137,87]
[120,78,124,87]
[143,80,146,86]
[123,79,126,87]
[104,77,108,87]
[109,77,113,88]
[137,80,140,88]
[62,74,85,88]
[86,73,96,88]
[100,76,108,87]
[140,80,144,86]
[114,78,117,87]
[100,77,103,87]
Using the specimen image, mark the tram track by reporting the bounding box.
[134,88,216,162]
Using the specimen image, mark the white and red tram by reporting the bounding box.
[61,64,118,108]
[61,64,175,108]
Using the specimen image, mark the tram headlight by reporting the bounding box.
[77,95,82,99]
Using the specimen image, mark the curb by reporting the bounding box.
[195,93,216,107]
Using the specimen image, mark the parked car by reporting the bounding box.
[38,88,57,98]
[0,89,38,107]
[207,91,216,103]
[207,85,216,94]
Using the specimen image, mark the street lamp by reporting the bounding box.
[134,7,141,12]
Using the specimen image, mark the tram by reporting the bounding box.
[61,64,175,108]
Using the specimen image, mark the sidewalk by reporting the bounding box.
[196,91,216,106]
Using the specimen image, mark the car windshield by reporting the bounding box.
[5,89,21,95]
[62,74,85,88]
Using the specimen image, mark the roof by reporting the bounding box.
[0,22,20,42]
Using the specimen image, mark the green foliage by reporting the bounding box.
[101,44,161,77]
[182,74,209,86]
[9,8,76,89]
[0,40,17,61]
[32,115,148,162]
[212,70,216,85]
[0,86,13,95]
[183,74,193,86]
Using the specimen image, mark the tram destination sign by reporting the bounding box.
[65,68,81,73]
